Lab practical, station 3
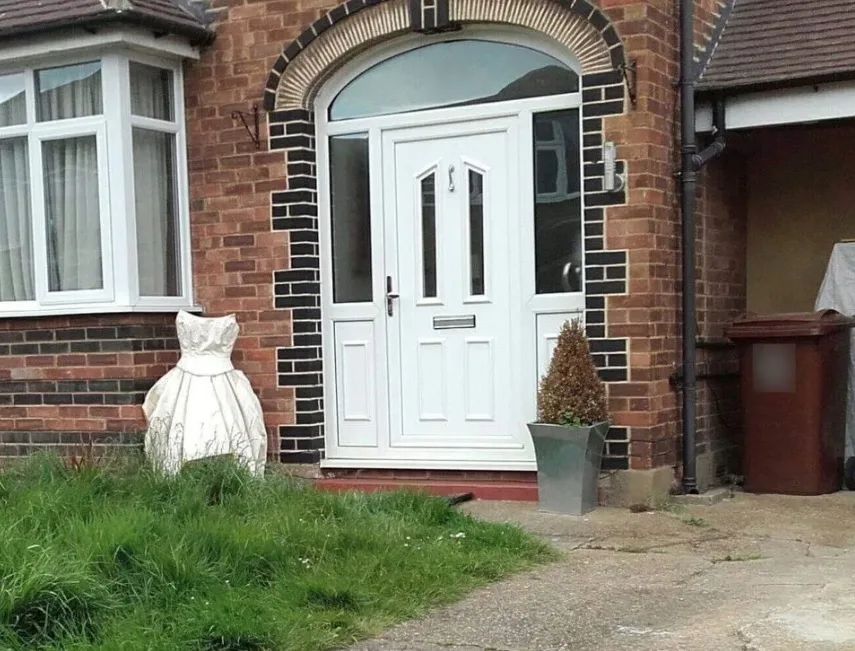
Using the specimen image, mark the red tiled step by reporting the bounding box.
[314,477,538,502]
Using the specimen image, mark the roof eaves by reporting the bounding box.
[0,6,215,46]
[695,69,855,97]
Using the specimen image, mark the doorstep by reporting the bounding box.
[315,470,539,502]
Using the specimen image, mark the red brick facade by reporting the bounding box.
[0,0,745,491]
[0,314,177,460]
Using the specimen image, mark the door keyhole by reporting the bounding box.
[448,164,455,192]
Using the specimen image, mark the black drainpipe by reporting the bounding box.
[679,0,727,494]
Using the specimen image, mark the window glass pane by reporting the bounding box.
[330,134,372,303]
[0,73,26,127]
[0,138,34,301]
[421,173,437,299]
[533,110,582,294]
[130,63,174,121]
[43,136,103,292]
[331,40,579,121]
[134,128,181,297]
[37,62,103,121]
[536,150,559,195]
[468,170,485,296]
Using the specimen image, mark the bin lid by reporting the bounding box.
[725,309,855,340]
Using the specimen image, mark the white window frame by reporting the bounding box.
[0,45,195,317]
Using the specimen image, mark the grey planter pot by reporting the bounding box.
[527,421,610,516]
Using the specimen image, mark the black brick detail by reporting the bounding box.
[586,296,605,310]
[279,450,322,463]
[582,119,603,135]
[585,237,604,251]
[607,426,629,441]
[605,85,625,100]
[583,132,603,148]
[0,431,145,458]
[0,378,154,406]
[586,280,627,296]
[582,70,624,87]
[587,251,627,266]
[609,45,625,70]
[1,327,178,357]
[601,25,620,48]
[589,9,609,31]
[598,368,628,383]
[586,324,606,339]
[601,456,629,471]
[607,442,628,457]
[590,339,626,354]
[586,266,604,281]
[585,222,604,237]
[584,100,625,117]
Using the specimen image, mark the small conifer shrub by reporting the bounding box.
[537,319,609,427]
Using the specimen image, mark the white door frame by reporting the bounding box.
[316,27,587,470]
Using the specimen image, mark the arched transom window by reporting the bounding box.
[330,39,580,121]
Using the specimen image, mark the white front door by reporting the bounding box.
[322,109,586,470]
[382,119,530,465]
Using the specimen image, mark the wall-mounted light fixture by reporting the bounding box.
[603,141,626,193]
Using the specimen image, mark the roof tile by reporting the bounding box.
[0,0,209,40]
[699,0,855,91]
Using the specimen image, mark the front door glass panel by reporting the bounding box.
[532,109,582,294]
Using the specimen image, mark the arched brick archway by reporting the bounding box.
[266,0,632,468]
[263,0,627,112]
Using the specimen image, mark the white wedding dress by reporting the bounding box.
[142,311,267,476]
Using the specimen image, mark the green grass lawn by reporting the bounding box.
[0,455,553,650]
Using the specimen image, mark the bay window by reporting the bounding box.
[0,52,191,315]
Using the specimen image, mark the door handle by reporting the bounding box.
[386,276,399,317]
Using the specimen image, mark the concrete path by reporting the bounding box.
[351,492,855,651]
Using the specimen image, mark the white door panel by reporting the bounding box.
[383,121,530,461]
[333,321,379,448]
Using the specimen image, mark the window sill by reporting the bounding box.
[0,304,204,320]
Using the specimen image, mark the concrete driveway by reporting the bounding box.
[351,491,855,651]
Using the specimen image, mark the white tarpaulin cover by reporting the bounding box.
[142,311,267,475]
[815,242,855,460]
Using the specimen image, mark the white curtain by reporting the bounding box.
[0,137,34,301]
[37,63,102,121]
[40,65,104,292]
[132,65,177,297]
[43,136,102,292]
[0,85,33,301]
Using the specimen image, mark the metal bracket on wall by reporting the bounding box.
[620,59,638,108]
[231,104,261,149]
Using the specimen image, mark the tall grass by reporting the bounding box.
[0,454,553,650]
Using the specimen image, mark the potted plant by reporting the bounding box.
[528,319,610,515]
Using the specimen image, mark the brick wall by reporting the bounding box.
[595,0,739,478]
[183,0,303,461]
[694,151,747,484]
[593,1,682,472]
[694,0,745,484]
[0,314,178,460]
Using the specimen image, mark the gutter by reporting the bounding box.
[0,10,215,47]
[679,0,727,494]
